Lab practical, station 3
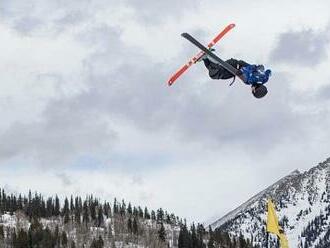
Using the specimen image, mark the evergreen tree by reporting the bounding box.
[197,223,206,247]
[90,238,98,248]
[17,194,23,210]
[120,200,126,217]
[133,207,138,217]
[70,195,75,212]
[133,217,138,235]
[54,225,60,247]
[178,224,191,248]
[127,218,133,233]
[97,207,104,227]
[157,208,164,223]
[54,195,60,216]
[83,201,89,226]
[208,226,215,248]
[41,227,54,247]
[75,205,81,225]
[46,197,54,217]
[0,225,4,241]
[16,229,28,248]
[127,203,132,215]
[27,228,33,248]
[61,231,68,247]
[138,207,144,218]
[190,224,199,248]
[158,223,166,243]
[90,236,104,248]
[27,190,32,218]
[0,188,2,213]
[113,198,118,215]
[12,230,17,248]
[90,200,97,221]
[74,197,81,225]
[63,197,70,224]
[151,210,156,221]
[144,207,150,219]
[239,232,247,248]
[98,236,104,247]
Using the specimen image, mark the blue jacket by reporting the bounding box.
[240,65,272,85]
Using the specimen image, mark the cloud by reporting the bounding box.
[125,0,200,24]
[316,83,330,100]
[270,29,329,66]
[0,0,104,36]
[56,172,73,186]
[0,95,116,166]
[0,29,318,168]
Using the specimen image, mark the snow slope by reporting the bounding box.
[211,158,330,248]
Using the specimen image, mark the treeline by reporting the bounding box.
[0,188,255,247]
[178,224,254,248]
[0,188,179,247]
[0,188,178,226]
[11,220,75,248]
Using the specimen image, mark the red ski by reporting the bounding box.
[167,23,235,86]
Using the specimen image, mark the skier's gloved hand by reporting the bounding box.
[258,69,271,83]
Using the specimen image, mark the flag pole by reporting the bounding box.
[267,232,269,248]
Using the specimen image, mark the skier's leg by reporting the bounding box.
[203,58,229,80]
[203,58,250,80]
[226,58,250,69]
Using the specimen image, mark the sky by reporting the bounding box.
[1,0,330,223]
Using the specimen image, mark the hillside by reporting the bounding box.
[211,158,330,248]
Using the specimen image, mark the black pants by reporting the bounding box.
[203,58,249,80]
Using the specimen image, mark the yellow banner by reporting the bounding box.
[266,199,280,236]
[279,233,289,248]
[266,199,289,248]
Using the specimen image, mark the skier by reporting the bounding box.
[201,55,271,98]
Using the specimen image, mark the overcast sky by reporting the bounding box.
[1,0,330,223]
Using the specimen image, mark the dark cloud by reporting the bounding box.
[270,29,329,66]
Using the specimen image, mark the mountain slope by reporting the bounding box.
[211,158,330,248]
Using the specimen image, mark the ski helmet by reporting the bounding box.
[252,84,268,98]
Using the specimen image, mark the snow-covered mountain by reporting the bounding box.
[211,157,330,248]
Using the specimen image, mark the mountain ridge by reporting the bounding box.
[211,157,330,248]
